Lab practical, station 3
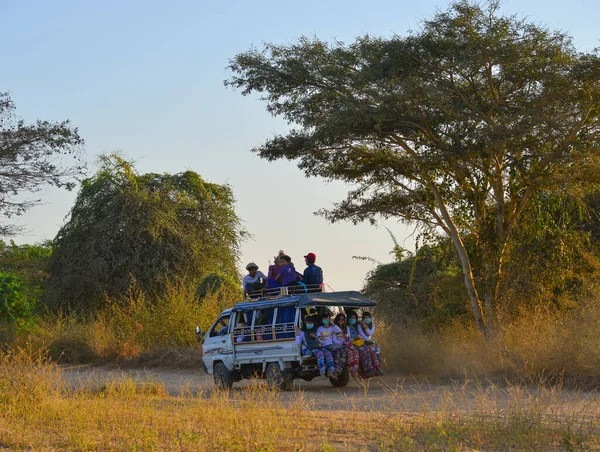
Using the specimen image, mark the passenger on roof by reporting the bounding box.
[275,255,298,287]
[267,250,285,280]
[266,250,285,289]
[242,262,267,297]
[302,252,323,292]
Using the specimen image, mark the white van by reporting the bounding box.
[200,290,376,390]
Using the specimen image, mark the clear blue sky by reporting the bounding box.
[2,0,598,290]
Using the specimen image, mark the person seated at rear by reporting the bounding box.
[317,314,344,378]
[275,255,298,289]
[295,315,335,378]
[358,311,383,375]
[242,262,267,297]
[302,252,323,292]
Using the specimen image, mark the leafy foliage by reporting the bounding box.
[364,242,469,329]
[0,272,35,330]
[500,190,600,312]
[195,272,241,300]
[46,155,245,311]
[0,93,84,236]
[0,240,52,304]
[366,190,600,328]
[0,241,52,332]
[227,1,600,335]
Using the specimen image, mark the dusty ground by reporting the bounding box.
[61,358,600,414]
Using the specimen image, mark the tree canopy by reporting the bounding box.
[0,93,84,236]
[227,1,600,336]
[46,155,245,311]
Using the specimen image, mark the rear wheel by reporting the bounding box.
[213,362,234,389]
[265,363,293,390]
[330,365,350,387]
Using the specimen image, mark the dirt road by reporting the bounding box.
[62,364,600,415]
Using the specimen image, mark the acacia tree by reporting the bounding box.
[227,1,600,336]
[46,155,245,311]
[0,93,84,235]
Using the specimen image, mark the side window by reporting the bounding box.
[233,312,251,343]
[209,315,231,338]
[252,308,275,341]
[274,307,296,339]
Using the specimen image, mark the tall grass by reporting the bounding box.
[0,354,599,450]
[0,346,61,415]
[7,280,600,389]
[11,281,240,362]
[378,295,600,387]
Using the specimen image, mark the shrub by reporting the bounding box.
[87,280,240,360]
[46,155,245,312]
[0,271,36,331]
[25,312,93,363]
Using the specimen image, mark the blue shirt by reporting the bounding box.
[277,263,297,285]
[303,264,323,286]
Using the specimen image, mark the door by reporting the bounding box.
[202,313,233,372]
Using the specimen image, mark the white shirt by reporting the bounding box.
[316,324,342,347]
[358,322,375,340]
[242,271,267,286]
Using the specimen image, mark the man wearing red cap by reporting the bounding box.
[303,252,323,292]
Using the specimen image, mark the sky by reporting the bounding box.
[1,0,598,291]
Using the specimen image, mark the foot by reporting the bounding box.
[350,371,359,378]
[376,368,385,376]
[365,369,378,378]
[327,371,337,379]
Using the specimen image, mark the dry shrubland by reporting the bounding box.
[5,280,600,389]
[378,297,600,388]
[2,286,600,448]
[1,349,600,450]
[10,282,239,363]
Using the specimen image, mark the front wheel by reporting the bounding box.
[265,363,293,390]
[213,362,234,389]
[330,365,350,387]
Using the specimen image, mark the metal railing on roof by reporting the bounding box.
[244,283,324,301]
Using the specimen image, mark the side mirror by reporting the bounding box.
[195,326,203,336]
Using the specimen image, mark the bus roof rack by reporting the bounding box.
[232,290,376,312]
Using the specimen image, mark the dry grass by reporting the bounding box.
[7,285,600,391]
[377,320,503,379]
[504,301,600,386]
[9,282,240,364]
[1,350,600,450]
[377,297,600,388]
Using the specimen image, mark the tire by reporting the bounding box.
[330,365,350,387]
[213,362,234,389]
[301,376,315,382]
[265,363,293,391]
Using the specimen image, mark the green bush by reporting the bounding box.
[0,272,36,331]
[46,155,245,312]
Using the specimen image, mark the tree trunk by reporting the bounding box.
[484,262,498,338]
[430,183,487,336]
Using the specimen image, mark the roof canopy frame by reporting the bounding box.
[231,291,376,313]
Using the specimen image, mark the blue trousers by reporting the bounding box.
[311,348,334,375]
